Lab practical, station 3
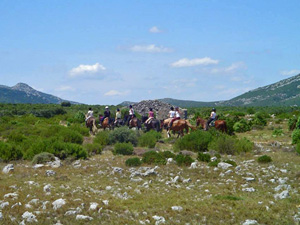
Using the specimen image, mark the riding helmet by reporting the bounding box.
[212,108,216,112]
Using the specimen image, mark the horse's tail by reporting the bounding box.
[92,118,97,134]
[156,120,161,132]
[223,121,227,133]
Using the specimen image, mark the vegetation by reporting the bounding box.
[174,154,194,166]
[197,152,211,162]
[108,127,138,146]
[31,152,55,165]
[257,155,272,163]
[142,151,166,165]
[125,157,142,167]
[138,130,161,148]
[113,143,134,155]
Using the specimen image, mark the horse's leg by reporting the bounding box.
[167,129,171,138]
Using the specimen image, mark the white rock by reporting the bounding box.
[242,187,255,192]
[105,186,112,191]
[152,215,165,225]
[112,167,123,174]
[189,162,198,169]
[130,177,143,182]
[65,210,77,216]
[0,202,9,209]
[244,177,255,182]
[274,190,289,200]
[278,177,288,184]
[171,176,180,183]
[72,160,81,168]
[217,162,232,170]
[280,169,287,173]
[0,212,3,220]
[167,158,174,165]
[76,215,93,221]
[43,184,52,193]
[46,170,56,176]
[2,164,14,174]
[243,219,258,225]
[48,157,62,168]
[102,200,109,206]
[225,170,232,174]
[4,193,18,199]
[33,164,44,169]
[171,206,183,211]
[89,202,98,210]
[211,156,217,161]
[52,199,66,210]
[182,178,191,183]
[22,211,38,223]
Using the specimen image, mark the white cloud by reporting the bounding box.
[69,63,106,77]
[210,62,247,74]
[171,57,219,68]
[104,90,130,96]
[56,85,74,91]
[130,44,172,53]
[281,69,300,76]
[149,26,162,33]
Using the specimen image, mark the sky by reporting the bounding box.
[0,0,299,105]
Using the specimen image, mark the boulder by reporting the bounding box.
[22,211,38,223]
[2,164,14,174]
[52,199,66,210]
[217,162,233,170]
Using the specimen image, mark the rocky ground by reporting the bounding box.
[1,139,300,225]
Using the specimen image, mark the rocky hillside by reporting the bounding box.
[0,83,76,104]
[132,100,174,120]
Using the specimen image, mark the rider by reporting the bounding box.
[206,108,217,130]
[100,106,111,124]
[168,106,175,119]
[114,108,122,124]
[145,108,154,124]
[85,107,93,125]
[127,105,135,125]
[168,107,181,128]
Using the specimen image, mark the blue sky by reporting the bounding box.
[0,0,299,104]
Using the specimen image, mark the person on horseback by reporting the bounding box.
[86,108,93,121]
[205,108,217,130]
[100,106,111,125]
[127,105,135,126]
[145,108,154,124]
[168,107,181,128]
[168,106,175,118]
[114,108,122,124]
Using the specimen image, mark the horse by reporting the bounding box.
[161,118,196,138]
[86,117,97,135]
[100,117,115,130]
[196,117,227,133]
[114,118,125,127]
[141,116,161,132]
[124,115,142,130]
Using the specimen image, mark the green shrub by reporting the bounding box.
[292,129,300,144]
[94,131,109,146]
[288,117,297,130]
[253,112,267,126]
[208,159,220,167]
[125,157,142,167]
[223,159,237,167]
[233,119,251,133]
[61,101,71,107]
[138,131,161,148]
[272,128,283,137]
[257,155,272,163]
[142,151,166,165]
[113,142,134,155]
[296,116,300,129]
[174,130,212,152]
[197,152,211,162]
[69,124,90,136]
[73,111,86,123]
[32,152,55,164]
[23,139,48,160]
[0,141,23,162]
[234,137,254,153]
[59,129,83,144]
[296,143,300,155]
[65,143,87,159]
[174,154,194,166]
[85,143,103,155]
[215,153,221,159]
[159,151,176,159]
[109,127,138,146]
[7,131,26,143]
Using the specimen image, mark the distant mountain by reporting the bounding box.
[118,101,137,107]
[0,83,77,104]
[120,74,300,107]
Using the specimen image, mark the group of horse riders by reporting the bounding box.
[85,105,218,130]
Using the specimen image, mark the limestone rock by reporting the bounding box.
[242,219,258,225]
[218,162,233,170]
[2,164,14,174]
[22,211,38,223]
[52,199,66,210]
[76,215,93,221]
[274,190,289,200]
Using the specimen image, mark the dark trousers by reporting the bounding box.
[206,118,215,130]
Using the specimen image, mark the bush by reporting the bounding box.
[74,111,86,123]
[296,143,300,155]
[257,155,272,163]
[292,129,300,144]
[174,154,194,166]
[65,143,87,159]
[7,131,26,143]
[85,143,103,155]
[113,143,134,155]
[61,101,71,107]
[125,157,142,167]
[32,152,55,164]
[208,159,220,167]
[138,131,161,148]
[159,151,176,159]
[94,131,109,146]
[69,124,90,136]
[59,129,83,144]
[174,130,212,152]
[0,141,23,162]
[233,119,251,133]
[197,152,211,162]
[234,137,254,153]
[109,127,138,146]
[288,117,297,130]
[142,151,166,165]
[223,159,237,167]
[253,112,267,126]
[272,128,283,137]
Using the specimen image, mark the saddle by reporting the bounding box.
[209,120,216,127]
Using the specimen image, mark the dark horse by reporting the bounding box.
[86,117,97,134]
[196,117,227,133]
[124,115,142,130]
[141,116,161,132]
[100,117,115,130]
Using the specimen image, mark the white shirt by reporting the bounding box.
[175,111,180,118]
[87,110,93,117]
[211,112,216,119]
[129,108,134,115]
[169,110,175,118]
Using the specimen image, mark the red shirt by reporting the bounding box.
[148,111,154,118]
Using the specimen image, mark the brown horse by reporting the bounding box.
[100,117,114,130]
[128,117,142,130]
[86,117,97,134]
[196,117,227,133]
[161,118,196,138]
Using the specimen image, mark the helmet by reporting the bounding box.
[129,105,132,108]
[149,107,152,111]
[117,108,120,111]
[170,107,174,110]
[175,106,179,110]
[212,108,216,112]
[105,106,109,109]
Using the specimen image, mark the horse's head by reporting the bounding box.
[141,116,148,123]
